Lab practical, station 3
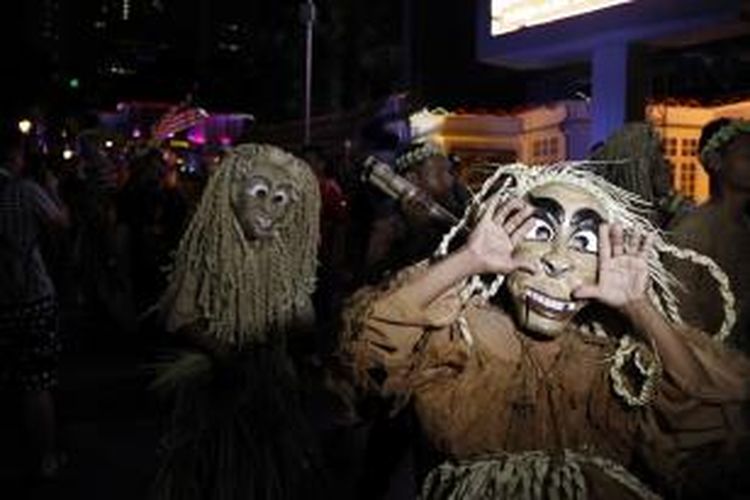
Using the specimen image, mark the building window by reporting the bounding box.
[550,137,559,157]
[666,137,678,156]
[531,136,561,163]
[678,162,697,199]
[681,138,698,157]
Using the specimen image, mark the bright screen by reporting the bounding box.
[491,0,633,36]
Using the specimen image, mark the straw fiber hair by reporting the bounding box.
[159,143,320,347]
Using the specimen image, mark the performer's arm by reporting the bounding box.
[339,197,535,405]
[574,224,719,392]
[621,298,713,391]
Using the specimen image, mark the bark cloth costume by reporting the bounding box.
[340,163,750,499]
[153,144,320,500]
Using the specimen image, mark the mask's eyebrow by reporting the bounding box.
[526,195,564,225]
[570,208,604,230]
[245,174,271,185]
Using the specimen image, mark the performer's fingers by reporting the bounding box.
[638,233,655,257]
[504,204,534,234]
[625,228,641,255]
[494,198,525,225]
[598,224,611,262]
[610,224,625,257]
[481,192,504,224]
[572,284,600,300]
[511,217,537,245]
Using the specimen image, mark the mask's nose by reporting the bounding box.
[540,249,574,278]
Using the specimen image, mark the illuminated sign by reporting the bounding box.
[491,0,633,36]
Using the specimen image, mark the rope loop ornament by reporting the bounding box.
[610,335,662,407]
[653,241,736,342]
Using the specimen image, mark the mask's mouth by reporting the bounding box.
[249,214,275,238]
[255,214,273,230]
[524,288,578,319]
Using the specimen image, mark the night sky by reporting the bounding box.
[3,1,750,123]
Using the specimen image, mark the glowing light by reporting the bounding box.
[18,119,32,135]
[132,128,141,139]
[187,130,206,145]
[104,140,114,148]
[62,149,74,160]
[409,108,451,143]
[491,0,633,36]
[219,136,232,146]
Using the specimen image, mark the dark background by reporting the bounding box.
[3,0,750,123]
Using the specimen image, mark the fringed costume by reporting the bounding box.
[339,163,750,499]
[154,144,321,500]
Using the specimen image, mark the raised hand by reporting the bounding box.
[465,196,536,275]
[573,224,653,309]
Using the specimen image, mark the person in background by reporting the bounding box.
[117,148,185,315]
[0,121,69,478]
[668,118,750,352]
[365,142,468,284]
[301,145,350,346]
[68,130,136,332]
[357,141,469,500]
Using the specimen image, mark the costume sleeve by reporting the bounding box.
[637,320,750,491]
[339,262,470,411]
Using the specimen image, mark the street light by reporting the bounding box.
[18,119,32,135]
[300,0,316,145]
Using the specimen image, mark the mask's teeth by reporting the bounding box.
[526,288,576,313]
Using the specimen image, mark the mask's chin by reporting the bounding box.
[516,308,574,338]
[233,208,278,241]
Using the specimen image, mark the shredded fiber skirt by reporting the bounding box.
[152,343,321,500]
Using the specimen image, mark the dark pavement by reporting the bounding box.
[1,307,162,500]
[0,305,414,500]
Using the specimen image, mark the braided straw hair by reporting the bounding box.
[435,162,736,342]
[589,122,673,209]
[159,143,320,347]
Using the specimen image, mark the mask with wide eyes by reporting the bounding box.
[247,182,292,206]
[524,217,555,242]
[271,189,291,207]
[233,175,296,240]
[247,181,270,200]
[568,229,598,254]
